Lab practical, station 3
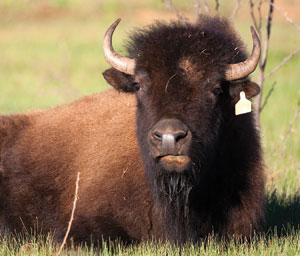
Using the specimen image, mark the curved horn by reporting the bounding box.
[225,27,261,80]
[103,18,136,75]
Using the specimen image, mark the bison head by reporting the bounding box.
[102,17,261,208]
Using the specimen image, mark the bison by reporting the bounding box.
[0,16,265,244]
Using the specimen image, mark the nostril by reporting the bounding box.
[153,131,162,141]
[153,130,187,142]
[150,119,190,156]
[174,130,188,142]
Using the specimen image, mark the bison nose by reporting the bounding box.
[153,130,187,141]
[150,119,190,156]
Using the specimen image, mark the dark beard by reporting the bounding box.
[145,163,200,243]
[156,167,197,218]
[150,161,199,223]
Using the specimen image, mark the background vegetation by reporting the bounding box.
[0,0,299,254]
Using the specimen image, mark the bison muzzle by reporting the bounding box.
[150,118,192,173]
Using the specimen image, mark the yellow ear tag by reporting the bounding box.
[235,91,251,116]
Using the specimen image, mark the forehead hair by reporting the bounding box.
[126,16,247,77]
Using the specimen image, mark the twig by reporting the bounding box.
[195,0,202,17]
[260,81,276,112]
[215,0,220,13]
[195,0,210,18]
[266,0,300,32]
[261,0,274,71]
[230,0,240,22]
[252,0,274,127]
[264,44,300,80]
[270,100,300,170]
[268,98,300,158]
[162,0,189,23]
[56,172,80,256]
[257,0,263,30]
[254,0,300,118]
[249,0,259,33]
[201,0,210,14]
[270,145,287,172]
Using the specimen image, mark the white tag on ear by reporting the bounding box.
[235,91,251,116]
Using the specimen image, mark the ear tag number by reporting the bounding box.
[235,91,251,116]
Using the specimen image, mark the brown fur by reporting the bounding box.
[0,16,265,245]
[0,90,162,243]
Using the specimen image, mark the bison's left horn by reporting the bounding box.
[103,18,136,75]
[225,27,261,81]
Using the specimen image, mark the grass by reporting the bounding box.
[0,0,300,254]
[1,231,300,255]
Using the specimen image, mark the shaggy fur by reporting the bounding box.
[105,16,265,243]
[0,16,265,244]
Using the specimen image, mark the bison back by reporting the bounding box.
[0,89,155,243]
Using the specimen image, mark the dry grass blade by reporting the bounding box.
[56,172,80,256]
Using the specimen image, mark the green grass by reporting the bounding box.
[0,0,300,254]
[1,231,300,255]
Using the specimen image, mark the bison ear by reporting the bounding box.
[243,81,260,99]
[229,80,260,102]
[102,68,135,93]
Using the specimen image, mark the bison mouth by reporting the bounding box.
[158,155,191,173]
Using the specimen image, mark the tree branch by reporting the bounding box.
[162,0,189,23]
[201,0,210,14]
[261,0,274,71]
[195,0,202,17]
[267,0,300,32]
[215,0,220,13]
[270,99,300,172]
[268,98,300,158]
[231,0,241,22]
[257,0,263,30]
[260,81,276,112]
[264,44,300,80]
[253,0,300,120]
[249,0,260,33]
[252,0,274,128]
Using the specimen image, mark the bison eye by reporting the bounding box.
[212,87,221,95]
[132,82,141,91]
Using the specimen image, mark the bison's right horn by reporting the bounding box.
[103,19,136,75]
[225,27,261,81]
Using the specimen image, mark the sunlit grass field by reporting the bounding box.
[0,0,300,254]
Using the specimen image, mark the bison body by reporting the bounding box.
[0,16,265,244]
[0,91,161,243]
